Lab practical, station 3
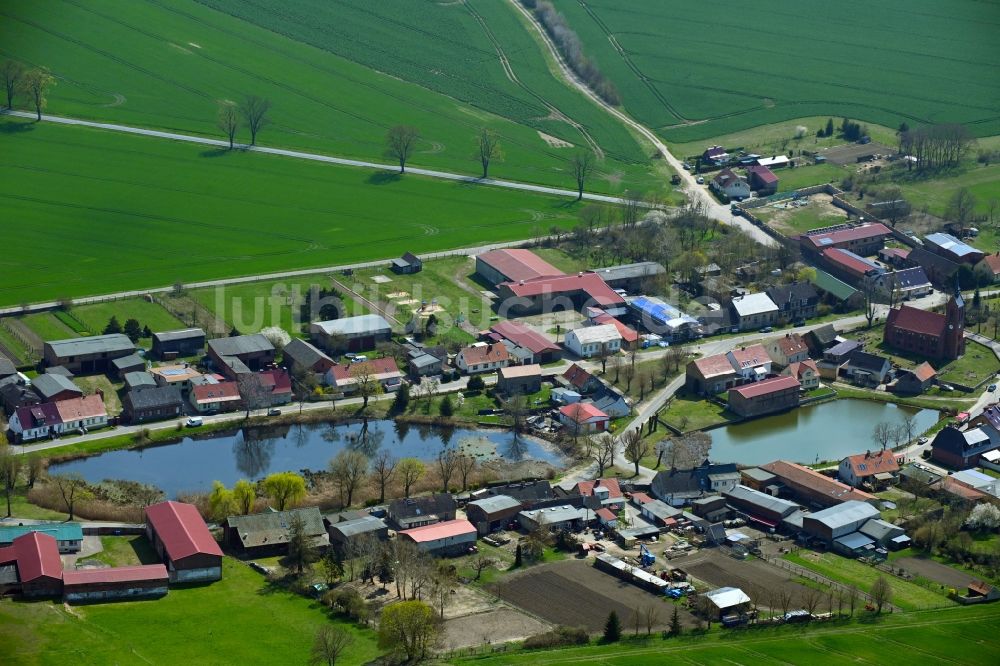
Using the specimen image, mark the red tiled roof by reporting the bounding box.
[761,460,876,503]
[822,248,881,277]
[257,368,292,395]
[803,223,891,250]
[747,165,778,184]
[490,321,560,355]
[63,564,169,586]
[886,305,947,337]
[630,492,652,504]
[145,501,223,561]
[981,254,1000,275]
[881,247,910,260]
[730,375,799,399]
[576,478,622,499]
[912,362,936,382]
[0,532,62,582]
[460,344,508,366]
[936,477,986,501]
[499,364,541,379]
[328,357,401,382]
[843,450,900,477]
[192,381,241,404]
[773,334,807,357]
[478,249,564,283]
[727,344,771,369]
[786,359,818,380]
[399,519,476,543]
[692,353,738,379]
[559,402,609,423]
[562,363,594,390]
[500,273,625,308]
[54,394,106,423]
[595,508,617,521]
[593,314,639,343]
[712,167,744,188]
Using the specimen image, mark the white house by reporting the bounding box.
[724,343,772,383]
[710,168,752,200]
[456,343,509,374]
[731,292,779,330]
[564,324,622,358]
[8,395,108,442]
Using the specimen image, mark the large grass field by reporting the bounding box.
[0,118,585,307]
[0,0,660,193]
[451,604,1000,665]
[550,0,1000,143]
[0,557,379,665]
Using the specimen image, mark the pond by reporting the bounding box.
[49,420,564,498]
[707,399,940,466]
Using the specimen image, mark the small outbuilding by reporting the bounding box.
[704,586,751,620]
[496,364,542,396]
[465,495,522,535]
[326,515,389,556]
[391,252,423,274]
[62,564,169,603]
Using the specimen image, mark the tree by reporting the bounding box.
[965,504,1000,530]
[658,431,712,470]
[240,95,271,145]
[471,555,494,581]
[329,449,368,508]
[310,625,353,666]
[386,125,420,173]
[668,606,682,636]
[590,433,616,477]
[50,474,91,520]
[123,318,142,342]
[802,586,824,617]
[439,394,454,417]
[350,362,382,409]
[0,447,23,517]
[862,275,879,328]
[262,471,306,510]
[598,341,612,374]
[477,128,500,179]
[1,59,25,110]
[847,585,859,616]
[217,100,240,149]
[260,326,291,351]
[233,478,256,514]
[23,67,54,121]
[571,150,594,200]
[370,450,398,504]
[436,448,458,492]
[514,543,523,567]
[621,428,649,476]
[871,575,892,614]
[946,188,977,229]
[398,458,425,497]
[643,605,660,635]
[103,316,122,335]
[455,452,476,491]
[872,421,893,451]
[378,600,439,661]
[142,325,152,339]
[603,610,621,642]
[466,375,485,392]
[825,118,834,137]
[208,480,235,520]
[286,513,317,575]
[392,382,410,413]
[26,454,43,489]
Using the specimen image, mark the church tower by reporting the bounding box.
[944,279,965,360]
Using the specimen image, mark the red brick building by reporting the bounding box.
[883,294,964,361]
[728,375,800,418]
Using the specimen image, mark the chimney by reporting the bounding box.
[96,388,104,399]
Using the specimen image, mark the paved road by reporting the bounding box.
[509,0,777,248]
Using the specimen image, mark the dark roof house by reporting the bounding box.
[224,507,326,553]
[387,494,457,530]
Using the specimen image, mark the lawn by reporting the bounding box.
[894,163,1000,230]
[0,118,584,307]
[0,557,380,665]
[0,0,660,193]
[660,389,737,432]
[552,0,1000,143]
[776,163,848,192]
[786,551,954,611]
[937,341,1000,388]
[69,300,186,340]
[77,535,158,568]
[19,313,77,343]
[451,604,1000,664]
[755,198,849,235]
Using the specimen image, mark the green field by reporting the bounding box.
[550,0,1000,143]
[0,118,584,307]
[0,0,660,193]
[451,604,1000,665]
[0,557,379,665]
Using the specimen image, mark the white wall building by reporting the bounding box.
[564,324,622,358]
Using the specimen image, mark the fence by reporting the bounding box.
[760,553,893,609]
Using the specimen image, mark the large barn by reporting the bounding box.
[145,501,223,583]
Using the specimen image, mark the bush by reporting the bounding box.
[467,375,485,392]
[523,625,589,650]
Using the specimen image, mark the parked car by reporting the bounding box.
[760,326,773,333]
[695,176,705,184]
[267,408,281,416]
[990,384,997,392]
[186,416,203,427]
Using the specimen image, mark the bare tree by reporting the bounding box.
[802,586,824,617]
[621,429,650,477]
[455,452,477,491]
[397,458,425,497]
[477,128,500,179]
[240,95,271,145]
[1,59,25,109]
[847,585,860,617]
[50,474,91,521]
[776,588,794,618]
[436,448,459,492]
[237,373,270,418]
[571,150,594,200]
[471,555,494,581]
[871,576,892,614]
[901,414,917,445]
[217,100,240,149]
[621,190,643,230]
[658,431,712,470]
[862,275,878,328]
[642,604,660,635]
[369,450,398,504]
[329,449,368,507]
[590,433,617,476]
[310,625,354,666]
[872,421,893,451]
[386,125,420,173]
[946,188,977,229]
[501,393,530,435]
[350,361,383,409]
[0,447,22,517]
[23,67,54,121]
